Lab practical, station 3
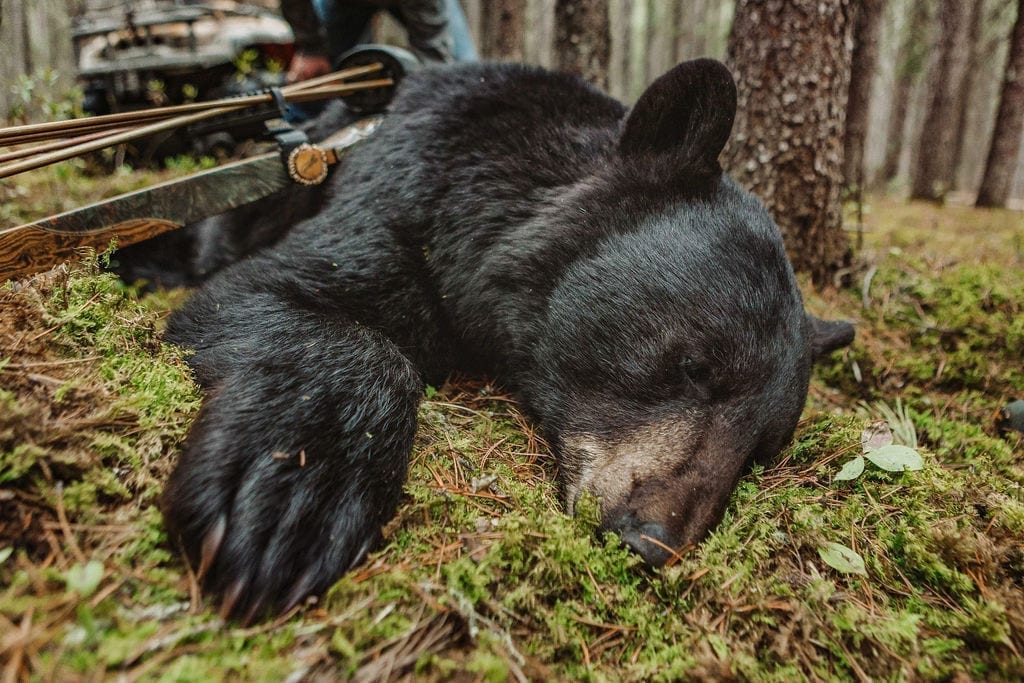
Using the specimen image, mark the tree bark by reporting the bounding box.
[554,0,611,89]
[628,0,649,98]
[950,0,986,190]
[608,0,632,100]
[909,0,974,201]
[675,0,711,60]
[523,0,556,68]
[480,0,526,61]
[843,0,885,190]
[724,0,854,286]
[877,0,931,187]
[671,0,687,62]
[976,0,1024,207]
[645,0,674,83]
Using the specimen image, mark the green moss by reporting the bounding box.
[4,197,1024,680]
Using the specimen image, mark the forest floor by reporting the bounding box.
[1,162,1022,681]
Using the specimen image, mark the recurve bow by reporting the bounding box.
[0,117,382,282]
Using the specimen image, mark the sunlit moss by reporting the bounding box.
[3,194,1023,679]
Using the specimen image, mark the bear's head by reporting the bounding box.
[525,59,854,565]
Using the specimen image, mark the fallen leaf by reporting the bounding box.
[835,456,865,481]
[865,444,923,472]
[861,421,894,452]
[65,560,104,597]
[818,542,867,576]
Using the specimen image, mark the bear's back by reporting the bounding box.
[392,62,627,190]
[328,63,629,241]
[303,64,634,372]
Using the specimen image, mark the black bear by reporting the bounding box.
[161,59,854,621]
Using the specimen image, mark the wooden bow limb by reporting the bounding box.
[0,116,383,281]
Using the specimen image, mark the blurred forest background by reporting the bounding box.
[1,0,1022,281]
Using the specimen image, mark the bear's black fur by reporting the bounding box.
[161,59,854,621]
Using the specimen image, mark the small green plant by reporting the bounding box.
[64,560,105,598]
[834,418,925,481]
[232,48,260,81]
[163,154,218,173]
[6,68,83,124]
[265,57,285,75]
[145,79,168,106]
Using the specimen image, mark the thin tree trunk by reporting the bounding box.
[671,0,687,62]
[608,0,632,100]
[480,0,526,61]
[645,0,673,82]
[878,0,931,187]
[950,0,986,190]
[688,0,712,59]
[628,0,649,98]
[553,0,611,89]
[910,0,974,201]
[671,0,712,61]
[976,0,1024,207]
[843,0,886,190]
[461,0,482,45]
[724,0,854,285]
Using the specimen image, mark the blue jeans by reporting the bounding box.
[311,0,479,63]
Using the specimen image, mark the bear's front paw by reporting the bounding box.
[162,363,417,622]
[163,435,389,622]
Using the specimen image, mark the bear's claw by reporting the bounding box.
[282,568,317,614]
[198,514,226,580]
[161,322,421,622]
[219,578,246,621]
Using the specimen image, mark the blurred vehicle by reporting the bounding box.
[73,0,295,157]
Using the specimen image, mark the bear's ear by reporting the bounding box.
[618,58,737,170]
[807,315,855,362]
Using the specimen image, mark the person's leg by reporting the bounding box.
[442,0,479,61]
[311,0,377,62]
[286,1,377,121]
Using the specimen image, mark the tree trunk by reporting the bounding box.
[843,0,885,190]
[628,0,649,98]
[671,0,687,62]
[675,0,711,60]
[724,0,854,286]
[608,0,632,100]
[523,0,556,68]
[645,0,674,83]
[878,0,932,186]
[909,0,974,201]
[480,0,526,61]
[950,0,986,190]
[553,0,611,89]
[976,0,1024,207]
[0,0,75,119]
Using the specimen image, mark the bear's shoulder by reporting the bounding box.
[392,63,627,133]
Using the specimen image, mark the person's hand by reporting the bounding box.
[287,52,332,83]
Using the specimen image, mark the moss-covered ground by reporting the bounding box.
[1,170,1022,681]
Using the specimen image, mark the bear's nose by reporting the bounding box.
[611,514,673,567]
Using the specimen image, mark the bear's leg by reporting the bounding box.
[163,286,422,622]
